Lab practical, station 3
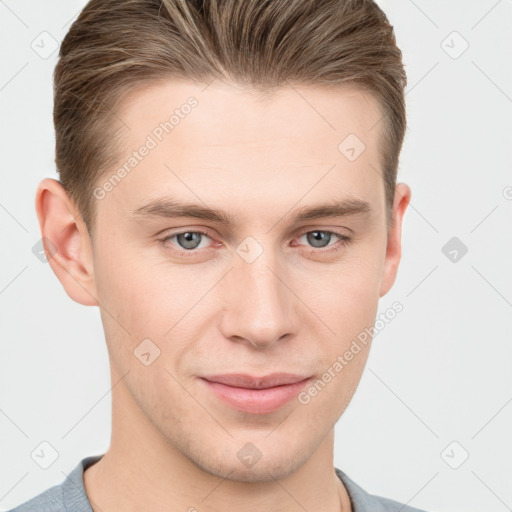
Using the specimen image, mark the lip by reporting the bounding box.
[201,373,312,414]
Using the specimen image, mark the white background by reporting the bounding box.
[0,1,511,511]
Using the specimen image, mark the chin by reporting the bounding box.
[196,454,307,483]
[182,435,313,483]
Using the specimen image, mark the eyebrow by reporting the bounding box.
[131,197,371,225]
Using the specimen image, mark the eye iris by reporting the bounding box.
[177,232,202,250]
[307,231,331,248]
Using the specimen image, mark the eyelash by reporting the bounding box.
[159,229,352,257]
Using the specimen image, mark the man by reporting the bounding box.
[9,0,429,510]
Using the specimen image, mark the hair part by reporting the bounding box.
[54,0,407,235]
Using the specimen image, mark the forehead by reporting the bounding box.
[117,79,382,148]
[98,79,385,221]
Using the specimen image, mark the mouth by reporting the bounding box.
[200,373,313,414]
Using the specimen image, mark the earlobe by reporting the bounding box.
[379,182,411,297]
[35,178,99,306]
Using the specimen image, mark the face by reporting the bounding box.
[40,79,410,482]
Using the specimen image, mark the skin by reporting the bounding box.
[36,79,410,512]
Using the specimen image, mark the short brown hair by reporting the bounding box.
[54,0,407,234]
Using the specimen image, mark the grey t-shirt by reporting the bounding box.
[7,455,429,511]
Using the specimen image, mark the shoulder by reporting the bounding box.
[6,482,65,512]
[335,468,430,512]
[6,455,103,512]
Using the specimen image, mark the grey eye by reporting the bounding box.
[176,232,203,250]
[306,231,332,248]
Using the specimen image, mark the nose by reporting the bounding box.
[219,244,299,349]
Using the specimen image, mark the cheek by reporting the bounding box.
[94,239,178,330]
[92,242,214,377]
[297,266,380,417]
[308,250,384,343]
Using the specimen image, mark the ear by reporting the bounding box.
[35,178,98,306]
[379,182,411,297]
